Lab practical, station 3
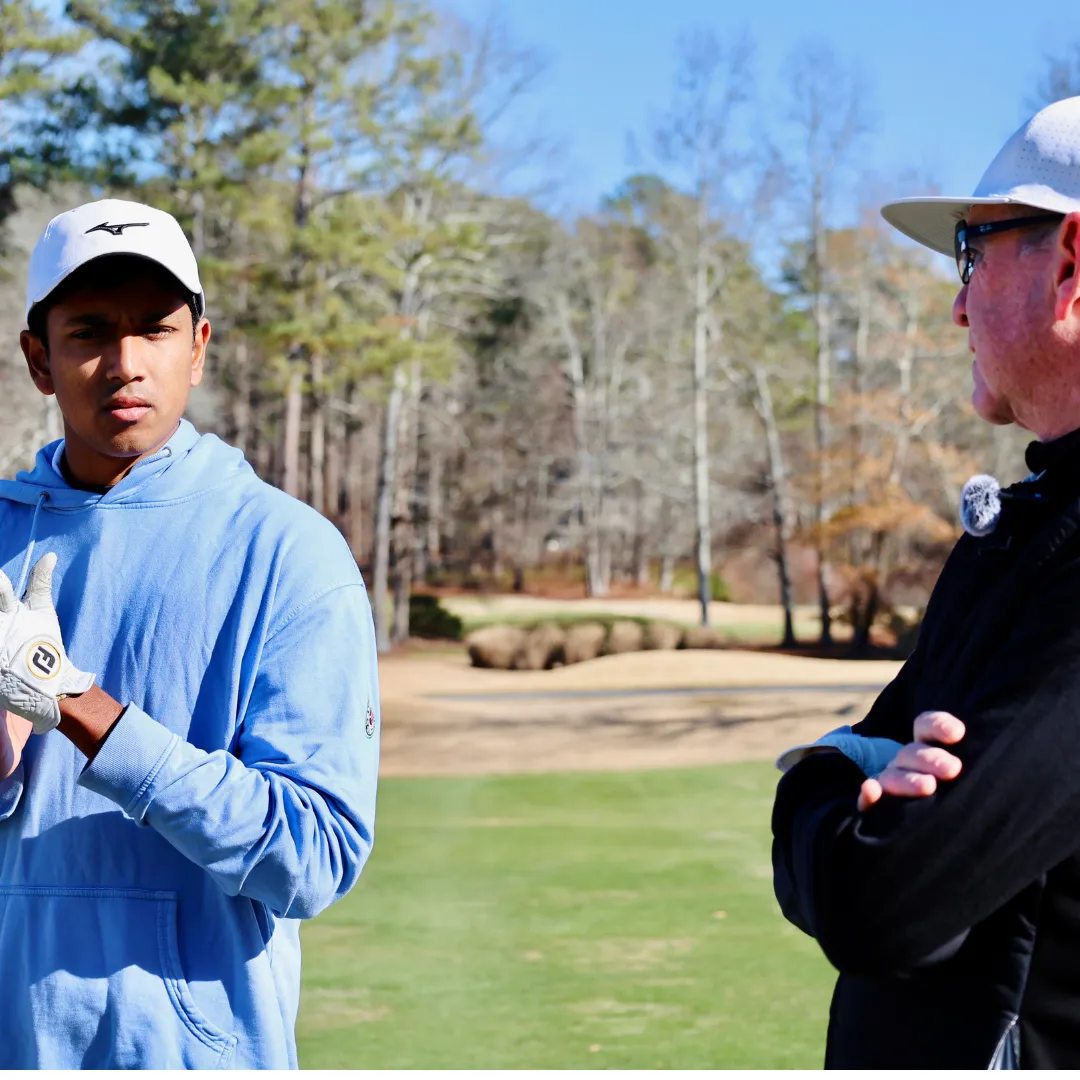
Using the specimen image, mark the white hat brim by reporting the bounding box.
[879,193,1068,257]
[880,195,1036,257]
[28,251,205,319]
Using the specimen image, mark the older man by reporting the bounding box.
[772,95,1080,1069]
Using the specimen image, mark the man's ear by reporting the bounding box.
[20,330,55,396]
[1053,212,1080,322]
[190,316,210,389]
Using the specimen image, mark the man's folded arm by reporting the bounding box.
[78,582,380,920]
[773,641,920,937]
[773,559,1080,975]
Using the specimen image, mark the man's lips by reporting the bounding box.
[103,399,152,423]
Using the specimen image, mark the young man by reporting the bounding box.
[772,96,1080,1069]
[0,198,380,1068]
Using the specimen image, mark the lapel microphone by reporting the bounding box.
[960,473,1046,538]
[960,475,1002,537]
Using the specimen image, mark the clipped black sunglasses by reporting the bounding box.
[954,214,1064,285]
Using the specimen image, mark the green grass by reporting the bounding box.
[296,763,834,1069]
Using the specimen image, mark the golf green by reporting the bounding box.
[297,762,834,1068]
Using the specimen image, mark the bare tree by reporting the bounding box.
[784,44,868,645]
[751,364,797,646]
[654,30,753,626]
[1033,45,1080,106]
[543,221,638,597]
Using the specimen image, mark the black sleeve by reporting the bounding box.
[771,621,921,936]
[850,569,938,743]
[850,661,917,742]
[772,556,1080,976]
[772,751,865,939]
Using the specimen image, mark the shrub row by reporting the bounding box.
[465,620,728,670]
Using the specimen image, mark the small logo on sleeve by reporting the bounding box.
[27,641,61,680]
[365,704,376,739]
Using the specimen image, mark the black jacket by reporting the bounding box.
[773,430,1080,1069]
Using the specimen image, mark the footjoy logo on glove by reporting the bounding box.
[27,642,61,680]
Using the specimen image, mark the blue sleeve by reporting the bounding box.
[78,582,380,920]
[0,763,24,822]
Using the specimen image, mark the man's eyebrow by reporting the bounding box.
[61,308,185,327]
[61,313,111,327]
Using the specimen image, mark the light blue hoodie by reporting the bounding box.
[0,420,379,1069]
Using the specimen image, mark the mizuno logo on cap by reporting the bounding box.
[85,221,149,236]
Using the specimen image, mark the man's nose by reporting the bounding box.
[952,283,970,328]
[103,332,146,382]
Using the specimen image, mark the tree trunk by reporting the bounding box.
[325,408,342,531]
[345,384,365,560]
[633,479,649,586]
[309,353,326,516]
[692,216,712,628]
[812,306,832,646]
[753,365,797,648]
[427,443,443,572]
[234,336,251,457]
[888,298,918,489]
[282,367,303,499]
[598,534,612,597]
[372,365,407,654]
[393,545,412,644]
[391,362,419,646]
[254,420,272,482]
[659,553,675,594]
[849,570,879,658]
[556,294,607,598]
[191,189,206,259]
[491,436,505,582]
[849,276,870,564]
[811,177,833,647]
[407,367,426,587]
[875,294,920,591]
[658,494,676,593]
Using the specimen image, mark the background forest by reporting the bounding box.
[2,0,1060,655]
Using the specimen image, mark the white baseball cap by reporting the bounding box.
[882,96,1080,255]
[25,198,205,321]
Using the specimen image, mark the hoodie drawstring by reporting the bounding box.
[16,491,49,599]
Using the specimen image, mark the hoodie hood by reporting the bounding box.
[0,420,250,510]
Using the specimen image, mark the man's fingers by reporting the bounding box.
[0,571,15,615]
[25,553,56,611]
[891,743,963,781]
[913,710,966,746]
[878,767,938,799]
[857,777,882,812]
[858,728,962,811]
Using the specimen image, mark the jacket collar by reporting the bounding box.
[1025,426,1080,480]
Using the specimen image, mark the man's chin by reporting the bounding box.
[93,415,174,459]
[972,386,1015,427]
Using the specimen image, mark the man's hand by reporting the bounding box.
[0,554,95,734]
[0,709,32,782]
[857,711,965,812]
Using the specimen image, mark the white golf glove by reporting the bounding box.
[0,553,95,734]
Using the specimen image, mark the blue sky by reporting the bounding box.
[438,0,1076,228]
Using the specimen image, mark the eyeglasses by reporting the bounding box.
[954,214,1064,285]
